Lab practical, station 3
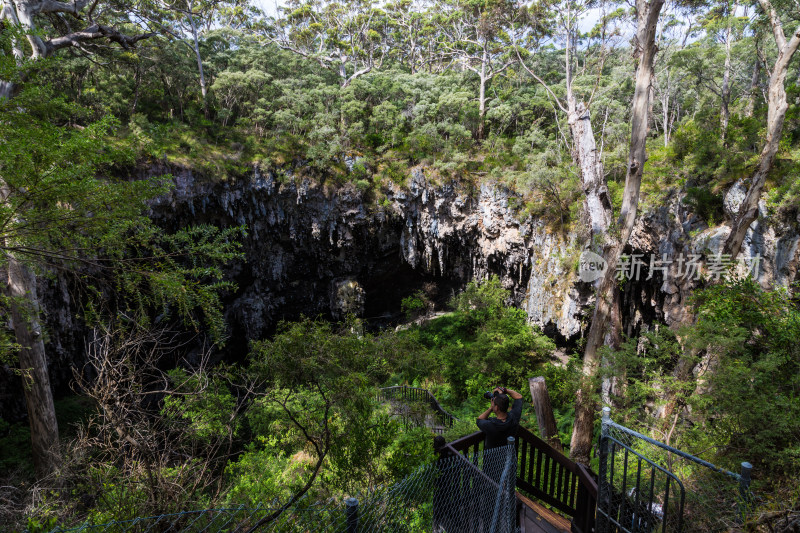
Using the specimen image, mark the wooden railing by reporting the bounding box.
[446,426,598,533]
[378,386,459,433]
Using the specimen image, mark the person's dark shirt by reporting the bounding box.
[476,398,523,449]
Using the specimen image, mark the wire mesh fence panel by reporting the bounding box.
[377,387,458,434]
[250,498,349,533]
[46,444,517,533]
[432,443,517,533]
[597,408,753,533]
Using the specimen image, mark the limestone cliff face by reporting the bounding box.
[623,189,799,333]
[149,165,591,351]
[149,164,799,352]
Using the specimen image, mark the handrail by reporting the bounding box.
[516,426,575,471]
[433,440,517,533]
[575,463,598,499]
[572,463,598,533]
[447,431,484,450]
[445,426,598,532]
[443,443,500,489]
[378,386,459,432]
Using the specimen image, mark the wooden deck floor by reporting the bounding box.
[517,493,571,533]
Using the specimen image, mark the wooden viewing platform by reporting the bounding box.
[437,425,598,533]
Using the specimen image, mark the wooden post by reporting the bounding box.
[528,377,563,452]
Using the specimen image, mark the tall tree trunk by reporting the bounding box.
[720,10,734,143]
[562,6,613,240]
[1,0,25,100]
[795,63,800,105]
[477,50,487,140]
[569,0,664,466]
[745,53,760,117]
[187,9,209,119]
[529,377,563,452]
[6,256,60,479]
[0,171,60,479]
[0,81,14,100]
[11,0,46,58]
[661,84,671,147]
[723,6,800,260]
[568,102,613,237]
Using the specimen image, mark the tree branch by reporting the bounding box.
[37,0,88,16]
[515,47,568,114]
[45,24,154,54]
[756,0,786,49]
[245,388,331,533]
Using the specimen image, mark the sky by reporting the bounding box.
[254,0,280,17]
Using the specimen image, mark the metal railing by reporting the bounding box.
[597,407,754,533]
[434,438,518,533]
[444,426,598,533]
[378,386,459,434]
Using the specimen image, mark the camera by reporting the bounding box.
[483,387,506,400]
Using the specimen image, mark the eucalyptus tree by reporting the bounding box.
[0,0,155,99]
[723,0,800,260]
[652,10,696,146]
[267,0,389,88]
[150,0,216,116]
[513,0,619,239]
[743,24,766,116]
[432,0,517,139]
[673,0,749,142]
[384,0,434,73]
[144,0,258,117]
[513,0,634,465]
[0,72,241,478]
[715,0,742,140]
[0,2,143,476]
[569,0,666,465]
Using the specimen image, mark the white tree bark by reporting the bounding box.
[723,0,800,259]
[568,102,613,238]
[720,4,735,142]
[187,4,209,117]
[0,174,60,478]
[569,0,665,466]
[1,0,151,62]
[0,0,151,478]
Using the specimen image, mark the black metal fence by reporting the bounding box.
[378,386,459,434]
[597,407,754,533]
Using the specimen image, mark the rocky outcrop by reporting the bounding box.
[623,188,799,332]
[149,165,592,352]
[148,164,799,353]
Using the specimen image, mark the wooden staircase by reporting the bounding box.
[438,426,598,533]
[517,492,571,533]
